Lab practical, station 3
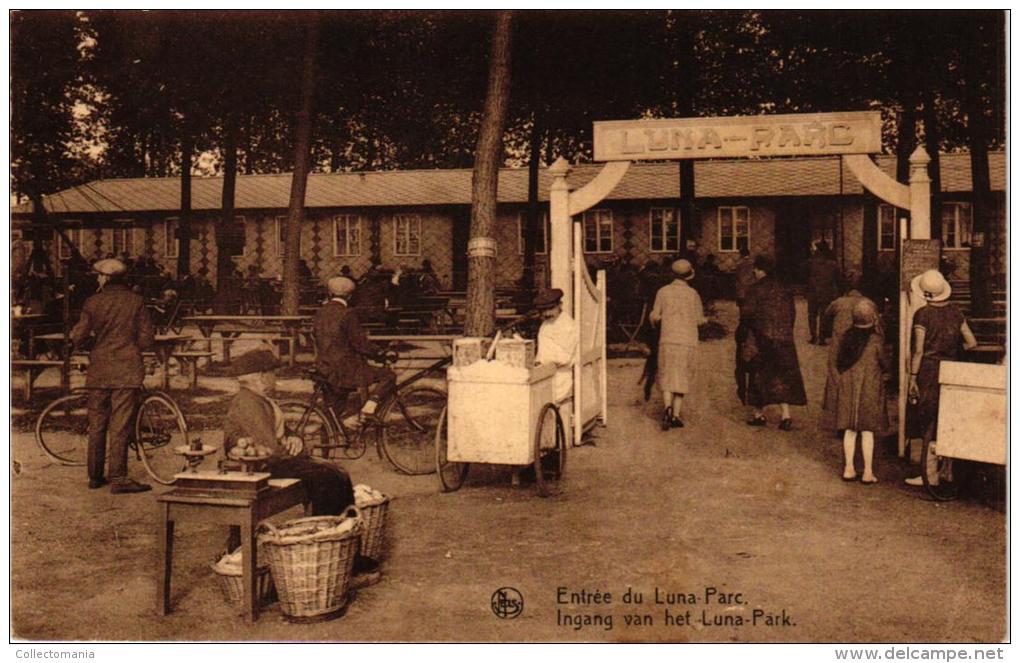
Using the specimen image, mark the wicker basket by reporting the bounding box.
[211,563,275,606]
[258,507,364,622]
[356,496,390,561]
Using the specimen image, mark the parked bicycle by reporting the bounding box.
[35,387,191,486]
[279,349,448,476]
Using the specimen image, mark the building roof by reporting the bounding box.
[13,152,1005,217]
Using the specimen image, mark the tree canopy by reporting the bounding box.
[10,9,1005,201]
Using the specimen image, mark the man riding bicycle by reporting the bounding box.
[313,276,396,428]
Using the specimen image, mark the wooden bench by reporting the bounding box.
[218,335,295,364]
[170,351,216,389]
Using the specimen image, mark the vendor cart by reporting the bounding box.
[435,361,566,497]
[921,360,1006,501]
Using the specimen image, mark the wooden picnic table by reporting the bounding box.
[181,315,312,366]
[35,332,197,391]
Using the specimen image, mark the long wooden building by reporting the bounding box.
[11,152,1006,289]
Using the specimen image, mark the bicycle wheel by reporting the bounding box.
[135,392,189,485]
[533,403,566,498]
[278,400,348,459]
[35,392,89,465]
[435,405,468,492]
[921,438,957,502]
[379,385,446,475]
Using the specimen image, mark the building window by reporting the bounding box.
[878,205,899,251]
[717,206,750,252]
[333,215,362,257]
[649,208,680,253]
[583,209,614,253]
[275,215,304,256]
[229,215,247,258]
[941,202,972,249]
[164,218,180,258]
[56,226,84,260]
[517,212,549,255]
[111,223,135,256]
[393,214,421,256]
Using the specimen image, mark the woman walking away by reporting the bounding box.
[741,255,807,429]
[821,272,874,430]
[650,259,705,430]
[904,270,978,486]
[832,300,888,483]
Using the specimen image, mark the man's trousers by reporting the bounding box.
[87,388,138,482]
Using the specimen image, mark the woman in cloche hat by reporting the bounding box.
[649,259,705,430]
[903,270,978,487]
[830,299,888,484]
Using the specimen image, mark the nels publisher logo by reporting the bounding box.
[491,587,524,619]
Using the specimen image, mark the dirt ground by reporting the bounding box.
[9,301,1006,642]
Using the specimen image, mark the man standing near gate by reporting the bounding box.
[807,241,841,345]
[70,258,155,493]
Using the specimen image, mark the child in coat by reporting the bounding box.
[832,300,889,484]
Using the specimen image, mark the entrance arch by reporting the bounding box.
[547,111,932,453]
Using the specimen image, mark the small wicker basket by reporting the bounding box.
[259,507,364,622]
[356,496,390,561]
[211,563,275,606]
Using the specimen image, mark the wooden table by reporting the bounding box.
[151,334,197,390]
[41,333,197,390]
[156,478,308,623]
[181,315,312,365]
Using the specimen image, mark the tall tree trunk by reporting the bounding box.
[964,64,993,317]
[176,125,193,276]
[464,11,513,337]
[922,91,942,242]
[217,112,239,291]
[330,113,345,172]
[678,161,696,250]
[282,16,319,316]
[669,11,697,252]
[522,108,543,291]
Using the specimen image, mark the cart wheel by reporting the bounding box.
[921,438,957,502]
[435,405,469,492]
[533,403,566,498]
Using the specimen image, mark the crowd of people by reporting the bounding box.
[53,235,980,508]
[634,239,978,488]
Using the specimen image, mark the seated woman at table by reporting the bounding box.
[223,349,354,516]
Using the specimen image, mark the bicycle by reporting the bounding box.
[279,350,449,476]
[35,387,191,487]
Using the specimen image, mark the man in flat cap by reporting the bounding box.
[70,258,155,493]
[650,259,705,430]
[313,276,396,425]
[534,288,578,403]
[223,349,355,514]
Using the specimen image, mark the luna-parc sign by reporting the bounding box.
[593,111,883,161]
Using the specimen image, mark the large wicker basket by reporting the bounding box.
[356,496,390,561]
[258,507,364,622]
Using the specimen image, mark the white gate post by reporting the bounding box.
[897,146,933,457]
[909,146,932,240]
[548,157,574,313]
